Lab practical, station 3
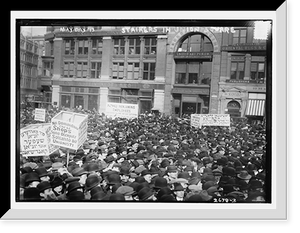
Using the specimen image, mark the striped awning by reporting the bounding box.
[245,99,265,116]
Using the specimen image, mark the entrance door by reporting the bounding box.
[182,102,197,115]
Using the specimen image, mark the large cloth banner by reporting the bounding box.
[190,114,231,127]
[106,102,139,119]
[20,123,59,157]
[51,111,88,150]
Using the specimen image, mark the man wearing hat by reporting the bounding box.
[24,172,40,188]
[71,167,89,186]
[37,181,58,200]
[172,183,186,201]
[35,167,52,182]
[119,166,132,186]
[116,186,136,201]
[137,187,157,201]
[163,165,178,183]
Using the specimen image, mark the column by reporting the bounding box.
[209,53,221,114]
[155,35,168,82]
[52,38,63,79]
[99,87,109,114]
[153,89,165,113]
[244,54,251,80]
[100,37,112,80]
[51,85,60,106]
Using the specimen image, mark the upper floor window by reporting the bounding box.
[90,62,101,78]
[177,34,213,53]
[251,62,265,81]
[144,37,156,55]
[143,62,155,80]
[232,28,247,44]
[91,38,103,55]
[64,39,75,55]
[230,60,245,80]
[113,38,125,55]
[128,37,141,55]
[78,39,89,55]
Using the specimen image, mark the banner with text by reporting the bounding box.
[106,102,139,119]
[51,111,88,150]
[20,123,59,157]
[34,108,46,122]
[190,114,231,127]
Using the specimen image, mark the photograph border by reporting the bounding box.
[5,4,287,220]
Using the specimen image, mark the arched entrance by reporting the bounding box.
[227,100,241,117]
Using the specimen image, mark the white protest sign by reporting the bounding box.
[34,108,46,122]
[190,114,201,128]
[106,102,138,119]
[51,111,88,150]
[200,114,231,127]
[20,123,59,157]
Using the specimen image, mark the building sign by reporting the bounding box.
[172,87,210,95]
[20,123,59,157]
[174,52,212,59]
[121,27,235,34]
[191,114,231,128]
[51,111,88,150]
[105,103,138,119]
[222,44,266,51]
[226,80,265,84]
[34,108,46,122]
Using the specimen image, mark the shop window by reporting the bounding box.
[61,86,72,92]
[88,95,98,111]
[64,39,75,55]
[90,62,101,79]
[140,99,152,113]
[232,28,247,44]
[88,87,99,94]
[74,87,85,93]
[230,61,245,80]
[108,89,121,103]
[61,95,71,108]
[74,95,84,108]
[91,38,103,55]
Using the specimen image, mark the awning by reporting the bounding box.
[245,99,265,116]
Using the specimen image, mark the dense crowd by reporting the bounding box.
[19,106,267,202]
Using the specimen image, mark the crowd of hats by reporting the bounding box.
[19,107,267,202]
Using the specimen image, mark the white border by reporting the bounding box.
[6,6,286,220]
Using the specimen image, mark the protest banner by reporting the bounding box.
[34,108,46,122]
[190,114,201,128]
[105,102,139,119]
[200,114,231,127]
[190,114,231,128]
[51,111,88,150]
[20,123,59,157]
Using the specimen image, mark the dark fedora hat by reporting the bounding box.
[90,187,107,200]
[237,170,252,180]
[85,174,102,191]
[173,183,184,191]
[119,166,131,176]
[67,190,85,200]
[153,177,168,190]
[66,181,84,195]
[23,187,41,200]
[50,176,64,189]
[35,167,50,178]
[109,193,125,201]
[37,181,52,193]
[25,172,40,184]
[107,173,121,185]
[137,187,154,201]
[85,163,100,173]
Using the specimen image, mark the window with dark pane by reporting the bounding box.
[128,37,141,55]
[92,38,103,55]
[91,62,101,78]
[114,38,125,55]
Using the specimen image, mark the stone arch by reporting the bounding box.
[168,27,220,53]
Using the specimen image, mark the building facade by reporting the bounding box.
[20,33,41,100]
[45,26,267,118]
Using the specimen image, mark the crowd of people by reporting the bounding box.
[19,105,267,203]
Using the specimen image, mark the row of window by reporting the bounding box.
[63,61,156,80]
[230,60,265,81]
[64,37,157,56]
[20,64,38,78]
[20,52,39,65]
[20,39,39,54]
[21,76,37,90]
